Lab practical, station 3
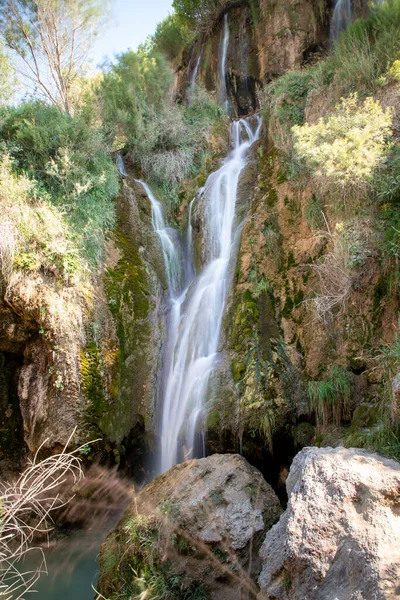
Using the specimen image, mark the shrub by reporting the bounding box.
[292,95,393,196]
[308,366,353,428]
[173,0,235,33]
[101,49,225,212]
[152,14,191,62]
[0,101,118,266]
[0,154,88,287]
[308,229,353,322]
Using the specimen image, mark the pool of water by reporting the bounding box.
[23,531,103,599]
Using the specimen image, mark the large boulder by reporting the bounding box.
[258,447,400,600]
[98,453,282,600]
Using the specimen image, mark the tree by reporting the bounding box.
[172,0,236,32]
[0,0,109,114]
[0,42,17,105]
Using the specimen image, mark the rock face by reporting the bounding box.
[178,0,330,113]
[98,454,282,600]
[256,0,330,79]
[0,173,165,466]
[258,447,400,600]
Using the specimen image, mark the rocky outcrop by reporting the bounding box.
[0,174,165,464]
[256,0,330,79]
[98,453,282,600]
[1,271,92,455]
[101,177,165,455]
[258,447,400,600]
[178,0,330,114]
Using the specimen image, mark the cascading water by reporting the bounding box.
[330,0,385,43]
[219,13,230,111]
[330,0,352,41]
[116,152,128,177]
[139,116,262,474]
[190,50,203,88]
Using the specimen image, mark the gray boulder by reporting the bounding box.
[258,447,400,600]
[99,453,282,600]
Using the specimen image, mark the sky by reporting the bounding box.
[91,0,174,68]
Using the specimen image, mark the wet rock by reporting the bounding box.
[258,447,400,600]
[99,453,282,600]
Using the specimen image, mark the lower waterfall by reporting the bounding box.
[139,115,262,474]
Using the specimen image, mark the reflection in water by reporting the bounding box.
[22,465,134,598]
[29,533,100,599]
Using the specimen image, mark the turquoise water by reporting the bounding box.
[23,532,102,599]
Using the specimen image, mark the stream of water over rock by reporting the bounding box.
[138,115,262,474]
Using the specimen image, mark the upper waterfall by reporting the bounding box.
[219,13,230,111]
[330,0,352,41]
[190,50,203,88]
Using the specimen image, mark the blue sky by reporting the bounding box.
[91,0,174,67]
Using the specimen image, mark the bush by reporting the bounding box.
[101,49,225,212]
[308,366,353,428]
[152,14,191,62]
[292,95,393,196]
[0,101,118,266]
[0,154,88,286]
[172,0,234,33]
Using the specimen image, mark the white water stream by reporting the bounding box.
[330,0,352,41]
[330,0,386,41]
[138,115,262,474]
[219,13,230,111]
[190,50,203,88]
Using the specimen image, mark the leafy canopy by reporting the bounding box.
[0,0,109,113]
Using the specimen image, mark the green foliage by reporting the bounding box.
[0,0,108,113]
[172,0,226,26]
[264,0,400,158]
[308,366,353,428]
[100,513,209,600]
[267,69,313,128]
[0,153,88,286]
[152,14,191,62]
[305,196,324,231]
[0,101,118,265]
[346,424,400,461]
[0,42,16,105]
[101,49,224,212]
[314,0,400,94]
[293,95,393,194]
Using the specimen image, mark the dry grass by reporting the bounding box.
[0,432,86,599]
[307,228,353,323]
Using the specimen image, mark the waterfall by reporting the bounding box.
[219,13,230,110]
[135,180,190,298]
[190,50,203,88]
[139,116,262,474]
[330,0,352,41]
[116,152,128,177]
[330,0,386,43]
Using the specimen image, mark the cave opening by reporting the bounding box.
[0,351,26,472]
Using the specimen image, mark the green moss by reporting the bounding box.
[100,215,154,443]
[80,342,107,425]
[232,360,246,382]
